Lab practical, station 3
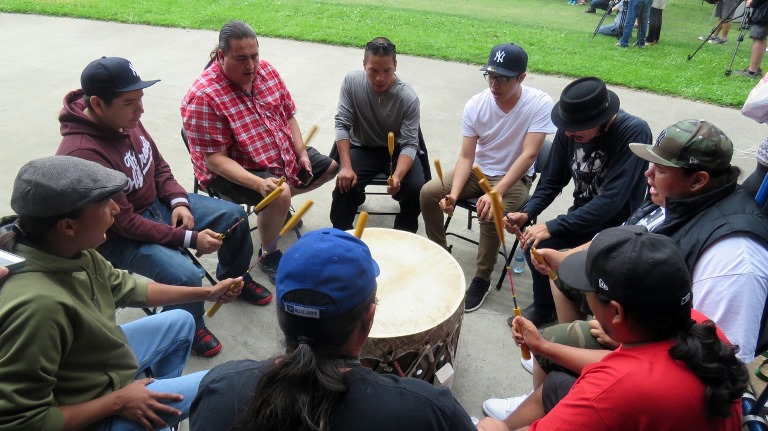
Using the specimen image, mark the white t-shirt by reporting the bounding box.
[461,86,556,177]
[690,233,768,363]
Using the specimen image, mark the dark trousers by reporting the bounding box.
[646,7,663,43]
[525,229,601,314]
[330,146,425,233]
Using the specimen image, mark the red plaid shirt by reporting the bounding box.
[181,60,300,187]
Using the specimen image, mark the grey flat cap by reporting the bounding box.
[12,156,128,218]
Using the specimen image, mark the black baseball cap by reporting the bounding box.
[558,225,693,315]
[81,57,160,96]
[480,43,528,77]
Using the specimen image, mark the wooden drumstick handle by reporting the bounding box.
[354,211,369,239]
[205,280,244,318]
[531,247,558,281]
[195,233,224,258]
[434,159,453,216]
[489,190,506,249]
[472,165,488,184]
[253,178,285,213]
[513,306,532,360]
[303,124,318,147]
[279,200,313,237]
[478,178,492,194]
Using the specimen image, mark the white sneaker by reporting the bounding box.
[482,392,532,420]
[521,356,534,374]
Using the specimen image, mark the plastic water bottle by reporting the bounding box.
[512,248,525,274]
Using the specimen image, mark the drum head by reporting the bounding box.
[359,228,465,338]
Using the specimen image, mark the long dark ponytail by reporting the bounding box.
[615,296,748,419]
[669,320,749,418]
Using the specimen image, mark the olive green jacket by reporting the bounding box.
[0,243,148,431]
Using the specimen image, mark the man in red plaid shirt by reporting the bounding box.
[182,20,336,284]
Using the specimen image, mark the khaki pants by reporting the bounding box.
[419,169,529,280]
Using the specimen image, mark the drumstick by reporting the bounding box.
[478,178,492,194]
[489,190,509,259]
[196,177,286,257]
[472,165,488,184]
[512,306,531,360]
[434,159,453,216]
[302,124,318,147]
[531,247,558,281]
[387,132,395,186]
[489,190,530,360]
[508,223,558,281]
[205,280,244,317]
[264,200,314,252]
[354,211,369,239]
[207,200,314,318]
[252,177,286,213]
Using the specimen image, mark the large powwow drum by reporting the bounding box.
[358,228,465,383]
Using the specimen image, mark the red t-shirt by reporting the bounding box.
[530,310,742,431]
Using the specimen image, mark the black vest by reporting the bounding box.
[629,182,768,354]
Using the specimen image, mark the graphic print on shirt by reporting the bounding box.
[123,135,153,193]
[572,147,607,199]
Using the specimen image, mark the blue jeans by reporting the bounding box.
[620,0,651,47]
[98,310,208,431]
[99,194,253,327]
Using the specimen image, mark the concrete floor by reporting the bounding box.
[1,12,765,425]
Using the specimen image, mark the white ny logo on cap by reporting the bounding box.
[494,50,506,63]
[598,279,609,290]
[128,62,140,78]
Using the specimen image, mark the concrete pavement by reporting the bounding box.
[1,12,765,424]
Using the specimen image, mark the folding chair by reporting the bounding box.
[443,139,553,290]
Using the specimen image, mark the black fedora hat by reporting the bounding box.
[551,77,620,131]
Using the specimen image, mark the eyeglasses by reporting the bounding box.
[366,41,396,53]
[483,72,514,84]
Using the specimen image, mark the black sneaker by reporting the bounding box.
[192,327,222,357]
[584,7,596,13]
[739,68,763,78]
[240,279,273,305]
[521,304,557,327]
[258,249,283,285]
[464,276,491,312]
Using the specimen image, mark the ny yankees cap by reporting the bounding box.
[480,43,528,77]
[81,57,160,97]
[629,119,733,171]
[558,225,692,315]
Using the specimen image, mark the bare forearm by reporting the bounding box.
[145,282,213,307]
[60,392,119,430]
[288,116,308,157]
[336,139,353,170]
[537,340,610,374]
[392,154,414,181]
[204,152,262,192]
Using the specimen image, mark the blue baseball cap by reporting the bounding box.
[277,228,379,319]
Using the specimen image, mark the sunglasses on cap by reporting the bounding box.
[366,41,396,53]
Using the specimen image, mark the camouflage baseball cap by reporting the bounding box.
[629,119,733,171]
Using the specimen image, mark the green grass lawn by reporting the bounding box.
[0,0,758,106]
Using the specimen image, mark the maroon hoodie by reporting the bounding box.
[57,89,198,248]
